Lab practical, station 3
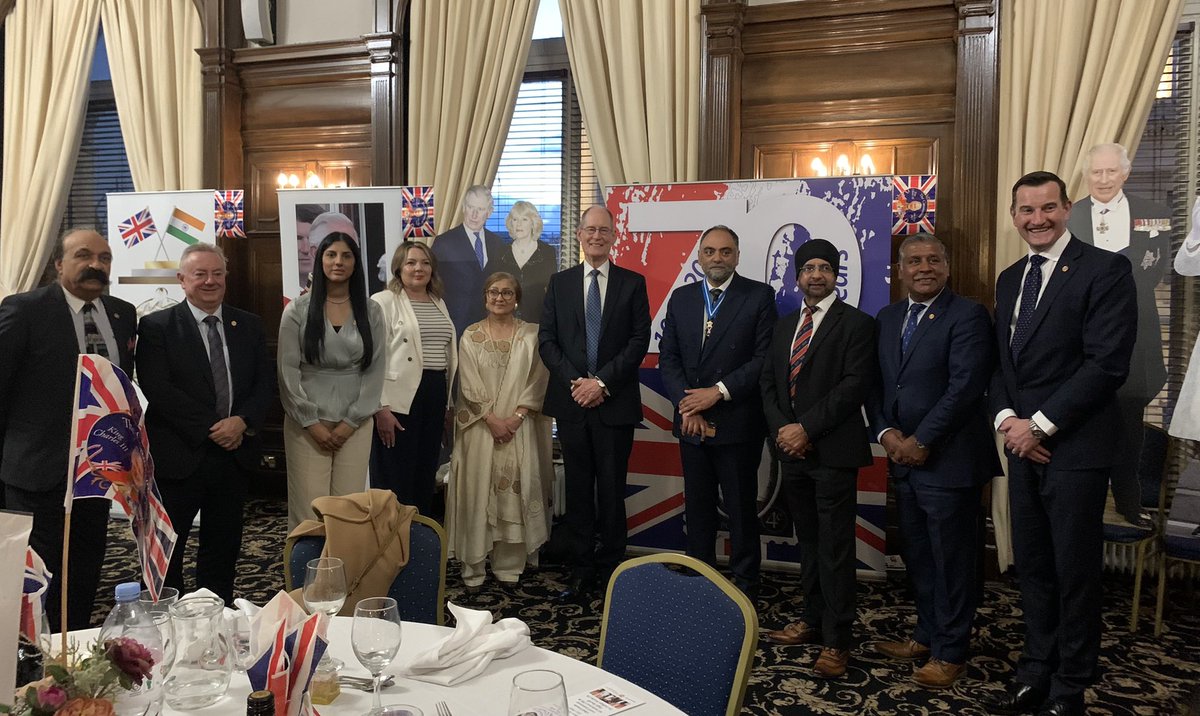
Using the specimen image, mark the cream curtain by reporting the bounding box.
[559,0,701,187]
[0,0,101,298]
[100,0,204,191]
[991,0,1182,572]
[407,0,538,229]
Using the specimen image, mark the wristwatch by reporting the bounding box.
[914,439,927,450]
[1028,418,1047,441]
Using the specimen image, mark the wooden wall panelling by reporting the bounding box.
[700,0,746,180]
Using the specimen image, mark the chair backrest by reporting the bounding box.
[597,554,758,716]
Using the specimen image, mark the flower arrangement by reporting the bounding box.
[3,638,155,716]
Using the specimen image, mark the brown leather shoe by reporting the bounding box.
[875,638,931,660]
[762,621,818,646]
[912,658,965,689]
[813,647,849,678]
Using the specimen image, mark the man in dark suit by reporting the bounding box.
[984,171,1136,716]
[759,239,876,679]
[1066,143,1170,527]
[136,243,273,605]
[867,233,999,688]
[539,205,650,601]
[0,228,136,630]
[658,225,775,601]
[432,184,505,335]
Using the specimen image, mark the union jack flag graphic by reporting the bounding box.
[20,547,51,643]
[68,354,176,600]
[215,190,246,238]
[401,185,435,238]
[892,175,938,235]
[117,207,158,248]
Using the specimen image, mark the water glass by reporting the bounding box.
[508,669,568,716]
[351,597,402,716]
[149,610,177,678]
[165,596,232,710]
[304,556,347,670]
[224,610,254,672]
[139,586,180,613]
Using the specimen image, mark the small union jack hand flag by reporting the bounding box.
[402,186,436,239]
[892,175,937,235]
[215,190,246,238]
[118,207,158,248]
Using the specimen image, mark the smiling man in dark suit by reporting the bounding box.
[658,225,775,602]
[867,233,999,689]
[0,228,136,629]
[433,185,506,336]
[984,171,1136,716]
[136,243,273,605]
[759,238,876,679]
[539,205,650,602]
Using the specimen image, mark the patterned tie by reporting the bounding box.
[788,305,818,398]
[586,269,602,374]
[81,303,109,357]
[901,303,924,353]
[709,287,722,303]
[473,231,485,269]
[204,315,232,417]
[1010,254,1047,359]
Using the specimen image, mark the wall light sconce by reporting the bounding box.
[810,158,829,177]
[859,154,876,175]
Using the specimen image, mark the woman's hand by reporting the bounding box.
[305,422,339,452]
[485,413,515,443]
[330,421,355,450]
[374,409,403,448]
[502,414,524,435]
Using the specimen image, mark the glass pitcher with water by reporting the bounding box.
[165,596,232,709]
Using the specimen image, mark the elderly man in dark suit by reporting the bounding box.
[759,239,876,679]
[136,243,273,605]
[433,185,505,336]
[658,225,776,602]
[1066,143,1170,527]
[0,228,136,629]
[984,171,1136,716]
[867,233,999,689]
[539,205,650,602]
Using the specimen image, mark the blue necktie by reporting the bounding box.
[901,302,924,353]
[586,268,602,373]
[1010,254,1047,359]
[473,231,485,268]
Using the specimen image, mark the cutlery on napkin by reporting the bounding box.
[398,602,531,686]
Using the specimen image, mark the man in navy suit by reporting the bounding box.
[539,205,650,601]
[983,172,1136,716]
[658,225,776,601]
[432,185,505,335]
[0,228,137,629]
[136,243,273,605]
[867,233,999,688]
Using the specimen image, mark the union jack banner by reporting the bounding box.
[117,207,158,248]
[20,547,51,643]
[215,190,246,238]
[68,354,176,600]
[892,175,938,235]
[401,185,435,238]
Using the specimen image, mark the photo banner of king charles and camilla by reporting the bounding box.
[604,175,922,576]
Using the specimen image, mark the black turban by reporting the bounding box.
[794,238,840,276]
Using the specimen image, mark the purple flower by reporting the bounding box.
[35,684,68,710]
[103,638,154,685]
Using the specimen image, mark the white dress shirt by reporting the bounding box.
[1090,191,1130,253]
[62,286,117,357]
[789,291,839,348]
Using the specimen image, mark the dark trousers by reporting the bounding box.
[557,412,634,581]
[1109,394,1148,521]
[370,370,446,517]
[895,476,981,663]
[1008,460,1108,705]
[680,439,762,595]
[159,443,247,606]
[780,461,857,650]
[7,484,109,631]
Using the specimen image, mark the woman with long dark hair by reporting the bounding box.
[279,231,385,530]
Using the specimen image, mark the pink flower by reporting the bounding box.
[103,638,154,685]
[35,684,68,710]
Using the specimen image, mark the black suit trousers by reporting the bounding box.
[557,413,634,580]
[680,440,762,593]
[1109,393,1148,520]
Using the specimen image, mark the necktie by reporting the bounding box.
[473,231,485,269]
[709,288,723,303]
[788,305,818,398]
[586,268,602,374]
[1010,254,1047,359]
[81,303,109,357]
[204,315,232,417]
[901,303,924,353]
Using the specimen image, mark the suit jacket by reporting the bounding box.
[0,284,136,492]
[658,274,776,445]
[432,224,505,335]
[989,236,1137,469]
[136,301,274,480]
[538,262,650,426]
[867,289,1000,488]
[1068,194,1169,403]
[760,298,875,469]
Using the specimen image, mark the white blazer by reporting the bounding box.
[370,288,459,414]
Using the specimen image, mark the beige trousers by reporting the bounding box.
[283,415,372,531]
[460,541,532,587]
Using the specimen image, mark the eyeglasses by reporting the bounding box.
[580,226,613,237]
[799,264,835,275]
[486,288,516,299]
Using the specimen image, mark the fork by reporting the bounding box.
[436,701,453,716]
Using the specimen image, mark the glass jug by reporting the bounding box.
[165,596,232,709]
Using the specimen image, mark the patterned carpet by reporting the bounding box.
[94,498,1200,715]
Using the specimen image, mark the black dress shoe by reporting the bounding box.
[982,683,1049,715]
[1126,511,1153,529]
[554,576,593,603]
[1035,700,1082,716]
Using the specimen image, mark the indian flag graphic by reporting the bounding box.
[166,208,205,246]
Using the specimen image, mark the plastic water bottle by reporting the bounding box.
[98,582,165,716]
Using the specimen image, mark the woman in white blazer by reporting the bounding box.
[369,240,458,515]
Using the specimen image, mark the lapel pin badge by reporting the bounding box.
[1061,265,1069,272]
[927,313,936,320]
[231,320,238,327]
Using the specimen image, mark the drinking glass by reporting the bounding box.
[140,587,179,679]
[351,597,402,716]
[139,586,180,612]
[303,556,347,670]
[508,669,568,716]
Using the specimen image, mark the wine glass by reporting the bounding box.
[508,669,568,716]
[303,556,347,670]
[351,597,402,716]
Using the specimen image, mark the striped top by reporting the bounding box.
[411,300,454,370]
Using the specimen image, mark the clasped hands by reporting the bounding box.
[775,423,812,458]
[879,430,929,467]
[998,416,1051,464]
[485,412,524,445]
[209,415,246,451]
[308,419,357,453]
[679,387,721,439]
[570,377,605,408]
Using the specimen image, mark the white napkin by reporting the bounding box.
[399,601,531,686]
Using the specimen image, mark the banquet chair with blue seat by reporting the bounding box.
[596,553,757,716]
[1154,458,1200,636]
[284,513,448,626]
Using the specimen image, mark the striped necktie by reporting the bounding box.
[788,305,817,398]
